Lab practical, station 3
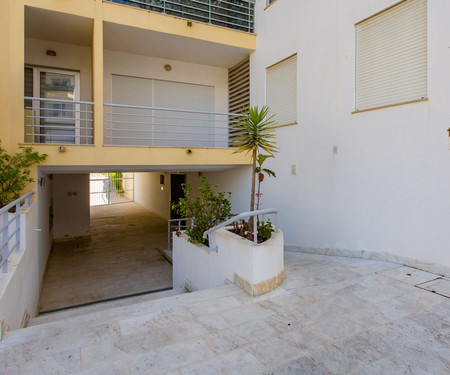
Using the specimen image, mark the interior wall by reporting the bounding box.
[53,174,90,239]
[186,166,252,215]
[134,172,171,221]
[25,38,92,101]
[36,168,53,288]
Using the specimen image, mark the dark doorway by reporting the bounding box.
[170,174,186,219]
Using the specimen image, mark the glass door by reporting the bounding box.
[27,68,80,144]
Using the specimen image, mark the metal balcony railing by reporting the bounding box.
[105,0,255,33]
[104,103,240,148]
[0,191,34,273]
[24,97,94,145]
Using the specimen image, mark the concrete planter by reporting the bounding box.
[173,228,284,296]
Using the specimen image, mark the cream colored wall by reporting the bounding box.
[103,50,228,112]
[134,172,171,220]
[186,166,252,215]
[53,174,90,239]
[25,38,92,102]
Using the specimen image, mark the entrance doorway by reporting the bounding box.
[170,174,185,219]
[89,173,134,206]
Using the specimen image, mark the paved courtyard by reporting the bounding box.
[1,252,450,374]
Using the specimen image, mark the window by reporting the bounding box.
[355,0,427,111]
[266,54,297,126]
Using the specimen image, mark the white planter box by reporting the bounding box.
[173,228,284,296]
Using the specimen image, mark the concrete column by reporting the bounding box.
[92,0,104,146]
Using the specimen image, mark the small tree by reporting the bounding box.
[172,177,231,245]
[232,106,278,213]
[255,154,276,211]
[0,142,47,208]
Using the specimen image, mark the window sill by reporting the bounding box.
[264,0,280,11]
[276,122,298,128]
[352,98,428,114]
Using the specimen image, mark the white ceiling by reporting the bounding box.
[25,7,93,47]
[24,7,252,68]
[103,22,251,68]
[39,164,237,174]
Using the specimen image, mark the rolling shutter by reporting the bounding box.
[355,0,427,111]
[266,54,297,126]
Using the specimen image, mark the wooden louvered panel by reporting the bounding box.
[229,58,250,114]
[355,0,427,111]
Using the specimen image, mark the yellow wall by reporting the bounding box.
[1,0,254,169]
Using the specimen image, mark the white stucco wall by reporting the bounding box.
[134,172,171,220]
[186,166,252,215]
[251,0,450,272]
[173,229,284,292]
[53,174,90,239]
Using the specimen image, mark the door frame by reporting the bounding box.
[29,67,81,144]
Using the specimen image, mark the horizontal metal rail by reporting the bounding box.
[203,208,278,251]
[24,97,94,145]
[105,0,255,33]
[104,103,240,148]
[0,191,34,273]
[168,218,194,251]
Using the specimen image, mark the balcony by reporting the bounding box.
[23,99,240,148]
[24,97,94,145]
[104,103,238,148]
[105,0,255,33]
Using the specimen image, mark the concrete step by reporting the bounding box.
[28,287,188,327]
[0,284,242,349]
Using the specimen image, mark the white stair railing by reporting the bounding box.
[203,208,278,251]
[0,191,35,273]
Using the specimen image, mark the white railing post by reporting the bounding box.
[209,0,212,24]
[1,211,8,273]
[253,215,258,246]
[15,203,20,252]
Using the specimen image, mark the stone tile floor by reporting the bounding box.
[39,203,172,312]
[1,252,449,374]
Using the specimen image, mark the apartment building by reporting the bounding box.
[1,0,449,331]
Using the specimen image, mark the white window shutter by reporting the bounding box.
[355,0,427,111]
[266,54,297,126]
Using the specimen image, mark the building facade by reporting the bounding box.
[1,0,449,281]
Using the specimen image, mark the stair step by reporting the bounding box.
[28,287,188,327]
[0,284,242,349]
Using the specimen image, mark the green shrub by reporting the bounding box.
[172,177,231,245]
[0,142,47,208]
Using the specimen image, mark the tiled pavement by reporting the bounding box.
[39,203,172,312]
[1,252,449,374]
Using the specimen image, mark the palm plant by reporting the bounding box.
[232,105,278,213]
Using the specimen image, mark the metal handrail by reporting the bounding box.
[203,208,278,251]
[24,97,94,145]
[167,218,194,251]
[0,191,35,273]
[24,97,94,105]
[104,103,240,147]
[104,103,239,117]
[105,0,255,33]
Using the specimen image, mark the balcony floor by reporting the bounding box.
[38,202,172,313]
